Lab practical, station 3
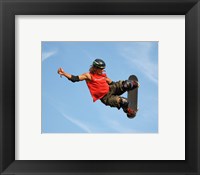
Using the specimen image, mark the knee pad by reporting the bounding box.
[122,80,134,91]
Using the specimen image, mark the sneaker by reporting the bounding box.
[132,80,140,89]
[123,107,136,116]
[126,107,137,117]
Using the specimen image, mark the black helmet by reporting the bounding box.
[92,59,106,69]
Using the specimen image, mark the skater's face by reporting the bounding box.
[96,68,104,75]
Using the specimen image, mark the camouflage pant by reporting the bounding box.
[100,81,126,109]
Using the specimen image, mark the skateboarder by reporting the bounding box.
[57,58,139,117]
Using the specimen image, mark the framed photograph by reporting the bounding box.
[0,0,199,174]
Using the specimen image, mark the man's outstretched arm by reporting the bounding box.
[57,67,91,82]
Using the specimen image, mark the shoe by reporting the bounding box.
[132,80,140,89]
[123,107,136,116]
[127,108,136,117]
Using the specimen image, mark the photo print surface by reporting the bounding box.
[42,41,158,133]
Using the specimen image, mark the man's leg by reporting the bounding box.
[101,95,136,116]
[119,97,136,116]
[110,80,139,95]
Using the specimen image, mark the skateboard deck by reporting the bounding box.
[127,75,139,118]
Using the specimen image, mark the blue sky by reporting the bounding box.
[42,41,158,133]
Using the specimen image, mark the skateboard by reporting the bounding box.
[127,75,139,118]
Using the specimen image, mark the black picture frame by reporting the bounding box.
[0,0,200,174]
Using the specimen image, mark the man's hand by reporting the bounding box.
[57,67,65,76]
[57,68,91,82]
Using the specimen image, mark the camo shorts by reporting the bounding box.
[100,81,126,109]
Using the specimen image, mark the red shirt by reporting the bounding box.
[86,73,109,102]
